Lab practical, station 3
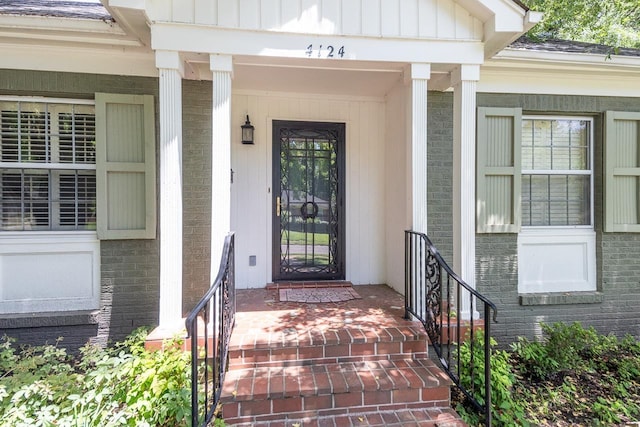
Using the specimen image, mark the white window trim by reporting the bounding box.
[521,115,595,230]
[0,96,97,233]
[0,96,94,105]
[518,115,596,294]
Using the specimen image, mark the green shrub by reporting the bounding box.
[0,328,193,427]
[455,323,640,426]
[510,322,640,425]
[455,332,528,427]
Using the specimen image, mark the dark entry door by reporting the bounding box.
[272,121,345,281]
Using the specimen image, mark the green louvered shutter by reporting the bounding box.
[477,107,522,233]
[96,93,156,239]
[605,111,640,232]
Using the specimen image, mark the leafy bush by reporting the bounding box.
[454,332,528,427]
[511,322,640,426]
[0,328,193,427]
[456,322,640,426]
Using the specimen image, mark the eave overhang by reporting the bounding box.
[481,47,640,96]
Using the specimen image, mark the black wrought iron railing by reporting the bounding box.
[185,232,235,427]
[404,230,497,427]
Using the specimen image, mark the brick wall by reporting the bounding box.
[182,80,213,311]
[426,91,454,261]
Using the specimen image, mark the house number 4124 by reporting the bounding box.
[305,44,345,58]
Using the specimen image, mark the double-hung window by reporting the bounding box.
[0,98,96,231]
[521,116,593,228]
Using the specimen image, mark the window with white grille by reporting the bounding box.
[0,98,96,231]
[521,116,593,228]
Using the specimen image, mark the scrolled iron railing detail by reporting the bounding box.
[424,250,442,346]
[186,232,235,427]
[405,230,497,427]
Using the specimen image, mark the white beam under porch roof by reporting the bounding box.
[150,24,486,66]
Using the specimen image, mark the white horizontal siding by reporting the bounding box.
[152,0,483,41]
[230,92,386,288]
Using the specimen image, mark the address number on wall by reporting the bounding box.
[305,44,346,58]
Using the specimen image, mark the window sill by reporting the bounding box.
[519,292,603,306]
[0,310,100,329]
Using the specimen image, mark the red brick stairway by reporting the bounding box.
[219,285,466,426]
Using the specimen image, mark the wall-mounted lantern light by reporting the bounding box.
[241,115,254,145]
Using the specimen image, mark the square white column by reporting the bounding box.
[452,64,480,320]
[156,50,184,326]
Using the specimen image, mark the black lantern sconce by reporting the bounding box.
[241,115,254,145]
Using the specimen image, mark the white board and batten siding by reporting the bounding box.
[231,92,386,288]
[149,0,483,41]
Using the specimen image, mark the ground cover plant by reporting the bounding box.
[454,322,640,426]
[0,328,193,427]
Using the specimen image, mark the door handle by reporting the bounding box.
[276,196,281,217]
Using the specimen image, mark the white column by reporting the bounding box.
[210,55,233,276]
[156,50,184,327]
[452,64,480,320]
[410,64,431,234]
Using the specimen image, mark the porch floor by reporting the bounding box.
[233,284,418,347]
[223,284,466,426]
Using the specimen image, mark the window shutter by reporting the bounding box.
[476,107,522,233]
[605,111,640,232]
[96,93,156,239]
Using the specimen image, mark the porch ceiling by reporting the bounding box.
[185,55,452,97]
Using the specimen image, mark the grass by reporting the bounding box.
[284,230,329,245]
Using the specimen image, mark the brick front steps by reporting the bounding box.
[221,287,467,427]
[228,324,429,370]
[222,359,457,425]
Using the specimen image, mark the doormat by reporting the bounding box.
[279,287,362,303]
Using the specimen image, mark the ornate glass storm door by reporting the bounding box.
[272,121,345,281]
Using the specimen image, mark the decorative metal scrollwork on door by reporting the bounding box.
[300,201,319,220]
[273,121,345,280]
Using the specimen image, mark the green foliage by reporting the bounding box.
[456,323,640,426]
[523,0,640,49]
[455,332,528,426]
[0,329,195,427]
[510,322,640,425]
